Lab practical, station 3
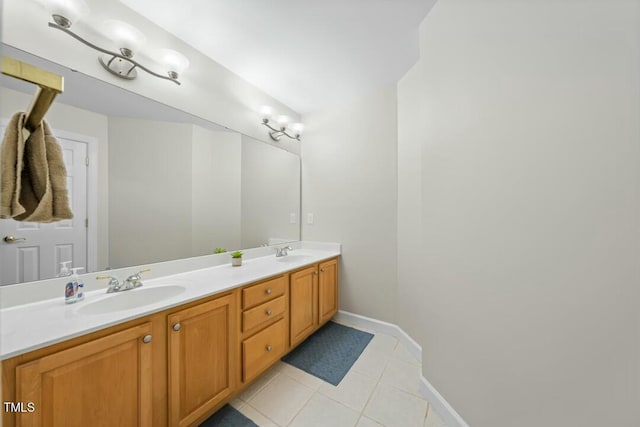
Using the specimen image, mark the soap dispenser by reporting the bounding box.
[72,268,85,302]
[64,267,85,304]
[57,261,72,277]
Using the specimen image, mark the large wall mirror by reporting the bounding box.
[0,45,301,286]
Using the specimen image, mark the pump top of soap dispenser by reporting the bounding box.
[70,267,84,277]
[58,261,72,277]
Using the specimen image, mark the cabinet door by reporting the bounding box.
[290,266,318,347]
[168,293,236,427]
[318,258,339,325]
[14,323,153,427]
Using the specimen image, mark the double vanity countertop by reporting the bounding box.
[0,242,340,360]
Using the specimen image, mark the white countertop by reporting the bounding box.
[0,244,340,360]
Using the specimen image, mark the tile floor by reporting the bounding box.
[230,320,450,427]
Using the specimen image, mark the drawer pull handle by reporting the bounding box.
[172,323,182,332]
[266,345,272,352]
[266,309,273,316]
[265,288,272,295]
[142,334,152,344]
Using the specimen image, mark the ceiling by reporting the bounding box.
[119,0,437,114]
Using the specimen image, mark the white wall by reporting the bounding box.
[108,117,193,267]
[0,87,110,270]
[192,126,241,254]
[241,135,300,249]
[397,1,640,426]
[301,86,398,323]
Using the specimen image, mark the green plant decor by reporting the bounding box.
[214,247,227,254]
[230,251,243,259]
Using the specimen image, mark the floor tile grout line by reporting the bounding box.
[358,344,392,426]
[283,386,316,427]
[243,401,282,427]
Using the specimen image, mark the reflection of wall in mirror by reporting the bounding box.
[108,117,243,268]
[241,136,301,249]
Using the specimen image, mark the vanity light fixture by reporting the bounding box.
[44,0,189,85]
[259,105,304,141]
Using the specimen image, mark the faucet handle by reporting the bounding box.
[125,268,150,288]
[97,275,121,292]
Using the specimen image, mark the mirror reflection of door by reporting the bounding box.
[0,127,90,285]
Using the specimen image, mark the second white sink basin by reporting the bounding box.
[76,285,186,315]
[276,255,312,263]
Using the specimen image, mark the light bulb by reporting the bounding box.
[291,123,305,136]
[276,115,290,130]
[154,49,190,80]
[103,20,146,57]
[259,105,274,121]
[46,0,89,28]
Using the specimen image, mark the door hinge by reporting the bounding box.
[85,157,89,166]
[85,218,88,228]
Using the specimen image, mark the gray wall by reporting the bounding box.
[301,86,398,323]
[192,127,241,254]
[397,1,640,426]
[108,118,193,267]
[241,135,300,249]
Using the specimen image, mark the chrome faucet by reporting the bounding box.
[97,275,122,293]
[97,268,150,293]
[275,245,293,257]
[124,268,150,290]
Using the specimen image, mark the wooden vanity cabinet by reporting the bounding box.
[240,275,289,384]
[1,257,339,427]
[290,266,319,347]
[290,258,339,347]
[167,292,238,427]
[1,319,163,427]
[318,258,339,325]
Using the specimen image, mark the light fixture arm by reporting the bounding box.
[48,22,181,85]
[262,119,301,141]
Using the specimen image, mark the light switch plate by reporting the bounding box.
[307,213,314,225]
[289,213,297,224]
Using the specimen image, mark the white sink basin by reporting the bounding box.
[276,255,312,263]
[76,285,186,315]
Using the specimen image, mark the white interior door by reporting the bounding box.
[0,131,88,285]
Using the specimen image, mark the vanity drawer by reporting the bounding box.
[242,275,286,309]
[243,295,286,333]
[242,318,286,382]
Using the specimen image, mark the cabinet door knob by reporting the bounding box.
[266,309,273,316]
[313,271,318,276]
[320,268,325,273]
[265,288,272,295]
[142,334,152,344]
[172,323,182,332]
[265,345,272,352]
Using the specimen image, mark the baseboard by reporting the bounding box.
[333,310,422,361]
[333,310,470,427]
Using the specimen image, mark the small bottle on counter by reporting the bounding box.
[64,267,85,304]
[73,268,85,302]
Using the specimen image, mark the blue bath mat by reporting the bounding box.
[282,321,374,385]
[199,404,258,427]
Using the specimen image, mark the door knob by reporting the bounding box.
[172,323,182,332]
[142,335,152,344]
[3,235,26,243]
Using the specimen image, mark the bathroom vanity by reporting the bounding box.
[0,247,340,427]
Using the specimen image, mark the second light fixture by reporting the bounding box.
[259,106,304,141]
